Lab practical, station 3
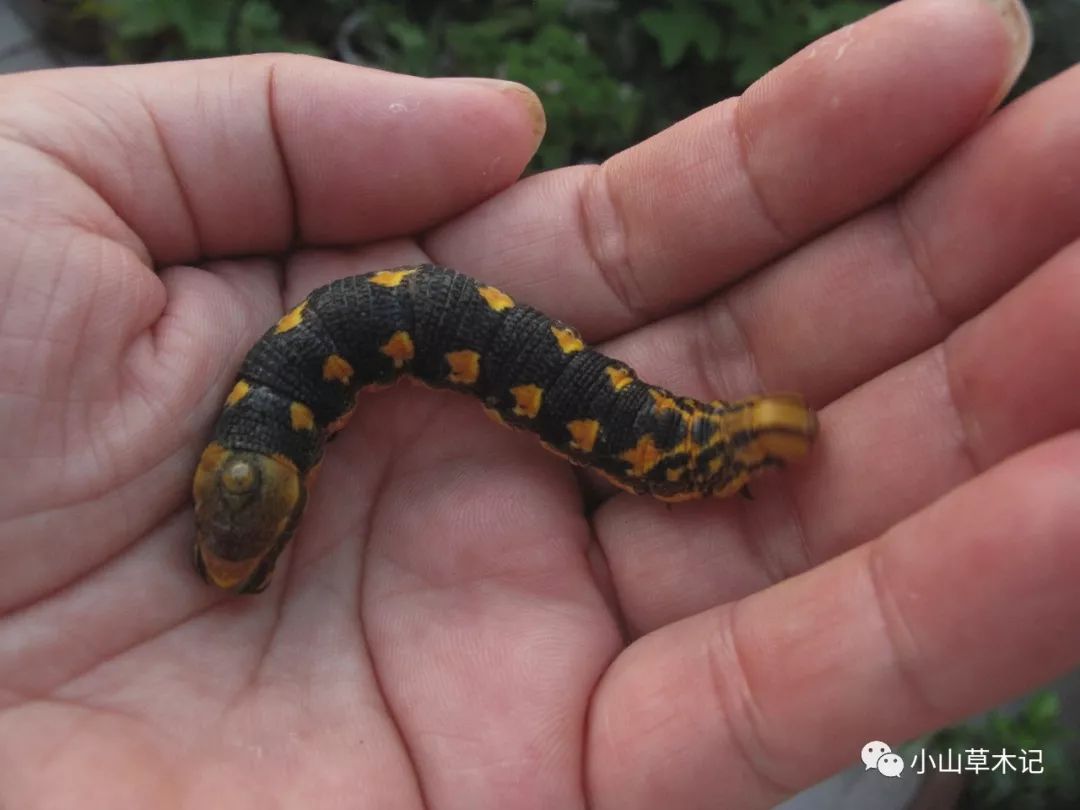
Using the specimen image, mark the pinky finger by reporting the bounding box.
[586,432,1080,809]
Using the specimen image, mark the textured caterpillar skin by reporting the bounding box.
[193,264,818,593]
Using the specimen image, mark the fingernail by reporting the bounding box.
[438,77,547,143]
[979,0,1033,106]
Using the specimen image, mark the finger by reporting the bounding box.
[586,433,1080,809]
[424,0,1031,338]
[596,233,1080,633]
[0,56,543,263]
[596,60,1080,410]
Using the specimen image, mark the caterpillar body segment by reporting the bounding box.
[192,264,818,593]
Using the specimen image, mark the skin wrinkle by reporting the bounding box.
[936,337,987,477]
[166,263,277,414]
[864,542,943,717]
[39,232,77,403]
[780,482,813,579]
[135,270,265,438]
[0,219,29,352]
[577,165,646,324]
[60,82,150,215]
[891,194,962,326]
[359,444,434,810]
[62,601,241,717]
[731,96,795,245]
[0,133,151,266]
[0,440,191,613]
[693,293,761,401]
[0,510,213,700]
[738,476,814,587]
[117,338,180,439]
[2,693,150,740]
[584,529,627,643]
[141,97,204,262]
[63,241,109,483]
[104,258,161,363]
[0,261,38,403]
[265,61,301,252]
[236,567,289,721]
[711,603,794,799]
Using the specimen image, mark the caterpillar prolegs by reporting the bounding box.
[192,264,818,593]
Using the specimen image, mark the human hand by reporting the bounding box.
[3,0,1079,806]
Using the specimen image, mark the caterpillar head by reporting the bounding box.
[191,443,306,594]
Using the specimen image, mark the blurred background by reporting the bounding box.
[2,0,1079,171]
[1,1,1079,807]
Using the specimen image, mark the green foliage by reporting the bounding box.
[60,0,1080,170]
[638,0,876,86]
[79,0,322,61]
[919,691,1080,808]
[452,19,642,167]
[65,0,890,168]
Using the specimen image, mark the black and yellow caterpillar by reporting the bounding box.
[193,264,818,593]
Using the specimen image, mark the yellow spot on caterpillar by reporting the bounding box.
[566,419,600,453]
[665,466,685,482]
[510,384,543,418]
[323,354,354,385]
[620,434,662,477]
[275,300,307,334]
[482,406,506,426]
[290,402,315,431]
[380,331,415,368]
[477,285,514,312]
[369,268,415,288]
[446,350,481,384]
[605,366,634,391]
[649,388,679,412]
[550,325,584,354]
[225,380,251,407]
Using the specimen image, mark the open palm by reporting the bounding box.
[3,2,1079,807]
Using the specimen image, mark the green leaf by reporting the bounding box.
[637,5,723,68]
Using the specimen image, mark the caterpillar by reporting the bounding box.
[193,264,818,594]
